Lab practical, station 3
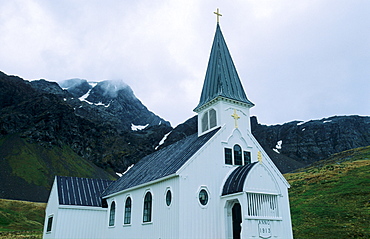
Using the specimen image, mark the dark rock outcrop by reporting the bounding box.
[0,72,172,174]
[33,78,170,132]
[251,115,370,167]
[159,115,198,149]
[159,114,370,173]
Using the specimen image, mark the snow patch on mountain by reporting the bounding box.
[78,84,111,107]
[123,164,134,175]
[273,140,282,154]
[94,101,111,107]
[155,131,172,150]
[116,164,134,177]
[79,88,92,102]
[88,82,98,88]
[297,121,308,126]
[131,123,148,131]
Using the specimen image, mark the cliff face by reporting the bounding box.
[250,116,370,166]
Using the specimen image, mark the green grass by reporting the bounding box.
[0,145,369,238]
[285,146,370,239]
[0,231,42,239]
[0,199,45,233]
[1,134,116,189]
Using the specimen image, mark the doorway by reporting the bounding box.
[232,203,242,239]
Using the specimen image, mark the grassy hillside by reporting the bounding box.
[0,199,45,238]
[0,146,368,238]
[0,134,116,202]
[285,145,370,238]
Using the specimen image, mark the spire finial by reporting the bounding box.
[214,8,222,23]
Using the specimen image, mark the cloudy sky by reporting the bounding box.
[1,0,369,126]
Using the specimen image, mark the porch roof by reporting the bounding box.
[222,162,257,196]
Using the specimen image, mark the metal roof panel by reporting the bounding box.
[222,162,257,196]
[101,127,220,197]
[57,176,113,207]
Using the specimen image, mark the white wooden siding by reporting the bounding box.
[54,207,106,239]
[103,177,180,239]
[43,178,58,239]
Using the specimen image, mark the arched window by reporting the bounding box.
[124,197,132,225]
[109,201,116,226]
[201,109,217,132]
[234,145,243,165]
[225,145,251,166]
[143,192,152,222]
[202,113,209,132]
[209,109,217,128]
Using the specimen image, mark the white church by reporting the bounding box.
[43,16,293,239]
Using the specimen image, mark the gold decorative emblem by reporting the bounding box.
[231,109,240,128]
[214,8,222,23]
[257,151,262,164]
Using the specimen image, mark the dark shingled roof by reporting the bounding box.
[222,162,257,196]
[57,176,113,207]
[194,23,254,111]
[101,127,220,197]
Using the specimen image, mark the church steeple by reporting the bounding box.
[195,20,254,136]
[194,23,254,113]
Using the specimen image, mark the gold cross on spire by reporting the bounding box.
[214,8,222,23]
[231,109,240,128]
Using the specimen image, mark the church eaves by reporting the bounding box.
[194,23,254,112]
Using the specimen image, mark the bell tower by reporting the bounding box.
[194,14,254,136]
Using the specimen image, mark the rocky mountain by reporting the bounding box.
[32,78,170,132]
[160,115,370,173]
[250,115,370,168]
[0,73,172,172]
[0,72,172,201]
[1,70,369,202]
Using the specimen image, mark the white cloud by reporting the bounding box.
[0,0,369,126]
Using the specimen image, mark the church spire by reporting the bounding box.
[194,22,254,113]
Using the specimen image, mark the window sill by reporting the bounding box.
[123,224,131,227]
[142,221,153,225]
